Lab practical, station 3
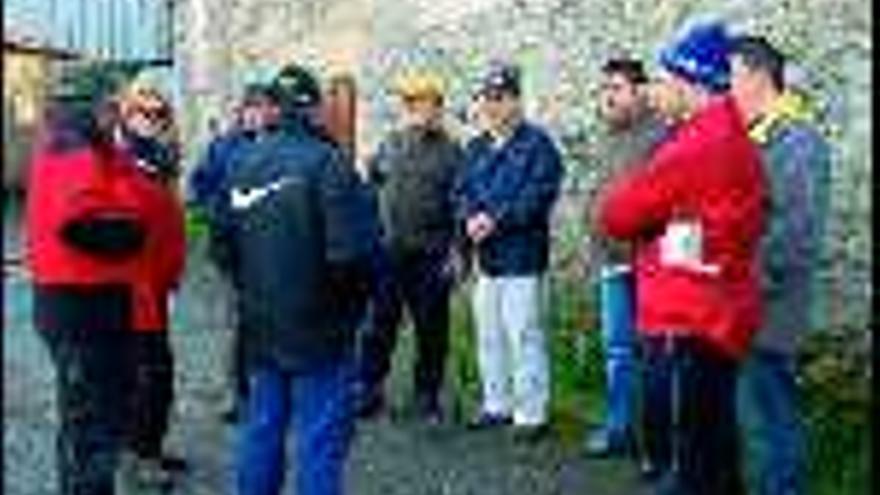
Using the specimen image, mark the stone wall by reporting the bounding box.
[173,0,871,335]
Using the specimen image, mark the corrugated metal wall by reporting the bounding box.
[4,0,173,62]
[3,1,178,191]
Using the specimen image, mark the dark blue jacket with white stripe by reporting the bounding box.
[454,120,564,276]
[226,116,384,372]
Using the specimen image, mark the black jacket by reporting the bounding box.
[367,127,463,253]
[227,117,382,372]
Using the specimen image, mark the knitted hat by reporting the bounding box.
[659,21,731,93]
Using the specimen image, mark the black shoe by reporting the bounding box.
[414,395,444,425]
[356,388,386,419]
[583,427,636,458]
[222,406,239,424]
[158,454,188,473]
[466,412,513,430]
[511,423,551,444]
[222,394,249,424]
[652,471,682,495]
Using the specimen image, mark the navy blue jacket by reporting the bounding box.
[189,130,262,276]
[226,117,383,372]
[190,129,256,222]
[454,121,564,276]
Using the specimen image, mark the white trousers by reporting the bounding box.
[472,274,550,426]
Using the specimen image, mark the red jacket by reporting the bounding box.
[26,144,147,286]
[596,96,767,358]
[130,176,186,332]
[26,141,186,332]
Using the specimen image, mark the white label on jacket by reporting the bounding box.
[230,177,294,211]
[659,220,720,275]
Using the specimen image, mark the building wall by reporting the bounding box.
[3,0,171,61]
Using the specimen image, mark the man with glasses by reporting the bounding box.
[454,61,564,443]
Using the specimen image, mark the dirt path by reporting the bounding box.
[3,223,646,495]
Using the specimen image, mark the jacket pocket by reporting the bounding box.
[59,210,146,259]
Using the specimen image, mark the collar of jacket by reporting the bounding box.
[482,119,528,151]
[494,117,527,146]
[748,90,813,145]
[400,125,447,144]
[665,95,736,145]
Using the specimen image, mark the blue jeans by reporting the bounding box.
[738,349,806,495]
[236,359,356,495]
[597,268,636,434]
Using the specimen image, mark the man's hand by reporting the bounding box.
[443,247,472,285]
[466,212,496,244]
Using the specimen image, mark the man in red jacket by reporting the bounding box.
[595,21,766,495]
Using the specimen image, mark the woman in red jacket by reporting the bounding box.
[26,63,154,495]
[595,22,766,495]
[113,81,188,487]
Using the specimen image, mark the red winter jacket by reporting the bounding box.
[26,143,147,286]
[26,141,186,333]
[130,176,186,332]
[596,96,767,359]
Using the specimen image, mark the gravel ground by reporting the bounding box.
[3,208,646,495]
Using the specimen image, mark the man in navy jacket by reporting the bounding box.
[454,62,563,442]
[228,64,382,495]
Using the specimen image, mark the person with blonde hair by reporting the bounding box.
[355,69,464,422]
[113,76,188,488]
[115,80,181,183]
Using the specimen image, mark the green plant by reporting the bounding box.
[800,329,872,495]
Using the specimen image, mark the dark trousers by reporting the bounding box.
[641,335,745,495]
[127,332,175,458]
[210,244,250,408]
[233,325,250,403]
[229,281,249,410]
[34,285,136,495]
[358,244,451,404]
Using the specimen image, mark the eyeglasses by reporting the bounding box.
[479,90,509,103]
[135,106,170,123]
